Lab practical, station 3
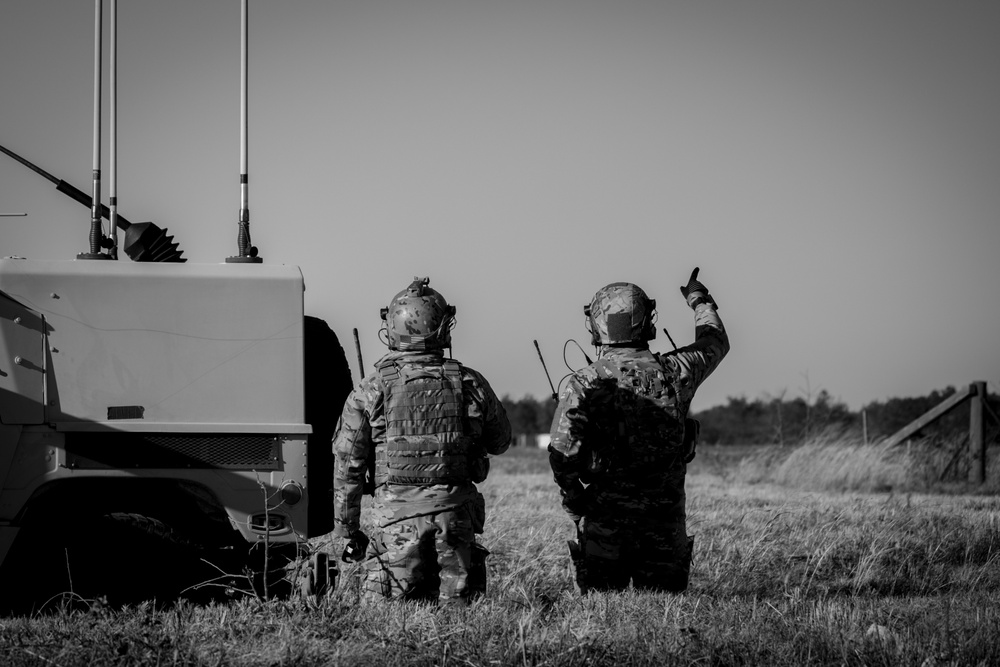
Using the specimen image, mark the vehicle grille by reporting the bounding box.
[65,433,281,470]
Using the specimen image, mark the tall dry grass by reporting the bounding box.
[2,446,999,666]
[733,427,1000,494]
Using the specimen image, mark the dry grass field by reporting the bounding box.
[2,440,999,666]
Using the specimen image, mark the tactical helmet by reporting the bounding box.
[381,277,456,351]
[585,282,656,345]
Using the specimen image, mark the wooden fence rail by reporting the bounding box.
[886,381,993,484]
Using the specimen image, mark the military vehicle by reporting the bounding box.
[0,2,352,613]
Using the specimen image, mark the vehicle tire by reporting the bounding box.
[1,511,212,613]
[0,524,69,615]
[75,513,196,606]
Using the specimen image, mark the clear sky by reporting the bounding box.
[2,0,998,413]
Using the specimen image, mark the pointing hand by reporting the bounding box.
[679,267,717,309]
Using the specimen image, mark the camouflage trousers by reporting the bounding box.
[572,504,692,593]
[362,503,487,606]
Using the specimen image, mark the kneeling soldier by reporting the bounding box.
[549,269,729,593]
[333,277,511,605]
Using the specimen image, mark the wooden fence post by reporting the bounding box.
[969,381,986,484]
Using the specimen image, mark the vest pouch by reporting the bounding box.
[469,456,490,483]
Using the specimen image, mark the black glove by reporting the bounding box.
[682,417,700,463]
[561,489,590,523]
[679,267,717,309]
[341,530,370,563]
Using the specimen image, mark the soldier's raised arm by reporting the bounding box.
[662,268,730,397]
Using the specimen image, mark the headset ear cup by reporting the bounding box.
[643,297,656,341]
[584,313,598,346]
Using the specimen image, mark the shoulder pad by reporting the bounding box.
[377,360,400,383]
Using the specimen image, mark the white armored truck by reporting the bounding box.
[0,257,349,612]
[0,2,350,613]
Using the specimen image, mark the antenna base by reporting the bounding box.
[76,252,113,260]
[225,256,263,264]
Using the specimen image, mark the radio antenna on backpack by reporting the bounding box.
[352,328,365,380]
[662,328,678,351]
[533,340,558,403]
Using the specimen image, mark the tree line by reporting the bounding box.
[501,385,999,446]
[501,395,557,438]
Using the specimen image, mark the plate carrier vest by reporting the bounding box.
[376,359,476,486]
[580,356,686,477]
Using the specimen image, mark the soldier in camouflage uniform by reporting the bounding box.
[333,277,511,605]
[548,269,729,593]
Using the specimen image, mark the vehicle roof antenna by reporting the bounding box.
[78,0,112,260]
[108,0,119,259]
[0,143,185,262]
[227,0,261,264]
[3,0,183,262]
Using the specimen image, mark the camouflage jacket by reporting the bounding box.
[548,302,729,513]
[333,350,511,537]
